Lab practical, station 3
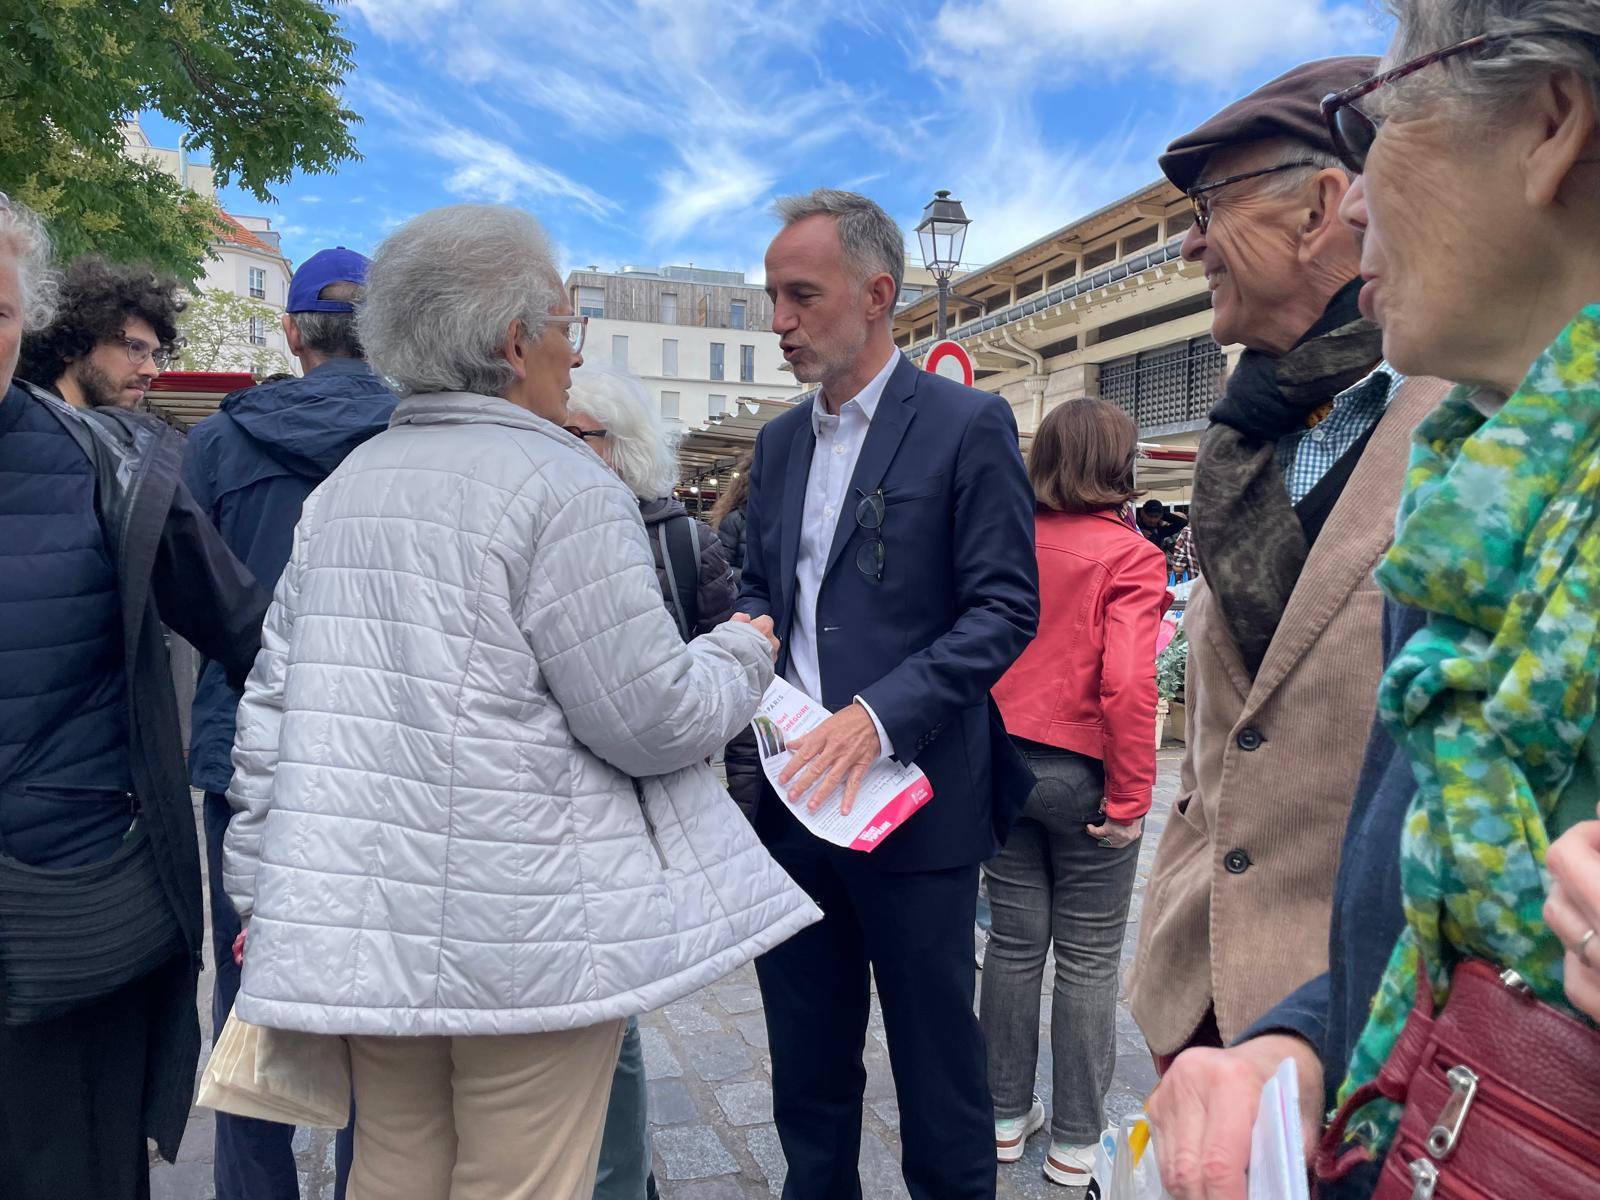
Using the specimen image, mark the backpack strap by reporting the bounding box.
[656,514,700,642]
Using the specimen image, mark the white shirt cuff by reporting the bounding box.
[852,696,895,762]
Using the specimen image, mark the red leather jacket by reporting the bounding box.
[992,508,1169,822]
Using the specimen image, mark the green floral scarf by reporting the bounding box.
[1338,305,1600,1151]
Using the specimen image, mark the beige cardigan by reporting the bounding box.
[1129,375,1451,1056]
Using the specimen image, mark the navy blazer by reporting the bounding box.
[738,353,1040,872]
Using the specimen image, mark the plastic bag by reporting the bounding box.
[196,1011,351,1128]
[1088,1113,1171,1200]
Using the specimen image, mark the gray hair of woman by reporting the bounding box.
[566,365,682,501]
[0,193,60,331]
[1380,0,1600,123]
[358,204,560,398]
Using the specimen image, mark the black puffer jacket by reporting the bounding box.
[712,504,761,818]
[639,497,736,637]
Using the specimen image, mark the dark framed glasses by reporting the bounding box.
[121,336,172,370]
[854,488,885,583]
[1185,161,1316,233]
[1321,28,1588,173]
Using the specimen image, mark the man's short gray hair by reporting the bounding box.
[290,281,364,359]
[359,204,559,398]
[1382,0,1600,122]
[566,365,681,500]
[1255,140,1352,198]
[0,195,59,330]
[774,189,906,294]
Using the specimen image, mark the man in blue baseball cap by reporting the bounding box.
[181,246,396,1200]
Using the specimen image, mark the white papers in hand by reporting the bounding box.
[751,678,933,852]
[1248,1058,1311,1200]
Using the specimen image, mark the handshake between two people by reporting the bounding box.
[720,611,883,819]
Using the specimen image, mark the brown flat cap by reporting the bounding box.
[1159,56,1379,193]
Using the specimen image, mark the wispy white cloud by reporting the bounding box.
[928,0,1375,87]
[360,81,616,216]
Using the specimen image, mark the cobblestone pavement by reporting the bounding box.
[153,749,1182,1200]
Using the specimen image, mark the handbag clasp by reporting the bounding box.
[1408,1157,1438,1200]
[1425,1065,1479,1160]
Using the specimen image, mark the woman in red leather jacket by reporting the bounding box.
[983,398,1170,1187]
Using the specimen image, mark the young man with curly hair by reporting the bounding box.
[16,256,184,410]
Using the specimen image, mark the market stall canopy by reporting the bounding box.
[675,396,798,484]
[145,371,256,429]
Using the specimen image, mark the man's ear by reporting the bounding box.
[282,313,302,358]
[863,272,900,321]
[1298,168,1354,263]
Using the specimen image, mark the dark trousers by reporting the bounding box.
[755,797,995,1200]
[204,791,353,1200]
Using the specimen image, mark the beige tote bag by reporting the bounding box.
[196,1011,351,1128]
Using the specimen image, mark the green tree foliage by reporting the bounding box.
[177,288,292,375]
[1,0,359,279]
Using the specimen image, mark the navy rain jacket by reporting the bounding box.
[182,359,396,794]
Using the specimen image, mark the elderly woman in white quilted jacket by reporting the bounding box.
[220,204,820,1200]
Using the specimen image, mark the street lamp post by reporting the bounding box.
[915,189,971,340]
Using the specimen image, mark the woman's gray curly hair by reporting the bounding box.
[359,204,560,398]
[565,365,682,501]
[1381,0,1600,123]
[0,194,60,331]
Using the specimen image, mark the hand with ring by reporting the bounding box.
[1086,815,1143,850]
[1542,805,1600,1022]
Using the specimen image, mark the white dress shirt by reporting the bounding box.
[786,349,900,759]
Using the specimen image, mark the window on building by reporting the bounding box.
[710,342,725,381]
[248,267,266,299]
[660,390,680,419]
[739,345,755,382]
[660,292,678,324]
[1046,261,1078,287]
[730,300,747,330]
[1121,225,1160,255]
[578,286,605,318]
[1166,211,1196,241]
[1015,275,1043,299]
[1083,243,1117,271]
[662,339,678,377]
[248,316,267,346]
[611,334,629,370]
[708,393,727,417]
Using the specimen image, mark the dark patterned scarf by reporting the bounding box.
[1191,280,1383,676]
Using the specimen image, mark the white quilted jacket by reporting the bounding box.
[223,392,819,1036]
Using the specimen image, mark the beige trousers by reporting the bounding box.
[345,1019,626,1200]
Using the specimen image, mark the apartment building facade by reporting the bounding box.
[564,265,802,430]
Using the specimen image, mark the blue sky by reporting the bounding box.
[142,0,1392,281]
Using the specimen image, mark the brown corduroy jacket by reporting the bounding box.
[1128,375,1450,1056]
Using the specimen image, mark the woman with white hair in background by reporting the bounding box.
[1150,3,1600,1197]
[564,364,739,1200]
[221,204,818,1200]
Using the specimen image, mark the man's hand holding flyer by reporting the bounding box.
[751,678,933,851]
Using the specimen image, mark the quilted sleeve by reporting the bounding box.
[518,475,775,779]
[222,514,306,919]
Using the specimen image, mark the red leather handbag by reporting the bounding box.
[1316,958,1600,1199]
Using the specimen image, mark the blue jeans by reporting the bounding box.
[205,792,354,1200]
[593,1016,658,1200]
[976,748,1141,1145]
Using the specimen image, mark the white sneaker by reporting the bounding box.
[995,1097,1045,1163]
[1043,1141,1096,1186]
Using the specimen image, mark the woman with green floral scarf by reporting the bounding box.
[1148,4,1600,1198]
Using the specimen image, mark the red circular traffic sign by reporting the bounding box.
[924,340,974,388]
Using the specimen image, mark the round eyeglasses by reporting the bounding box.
[121,336,172,370]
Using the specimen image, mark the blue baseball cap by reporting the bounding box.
[286,247,370,313]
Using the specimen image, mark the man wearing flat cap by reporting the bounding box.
[183,247,395,1200]
[1128,59,1449,1066]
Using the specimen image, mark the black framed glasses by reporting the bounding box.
[1185,161,1316,233]
[1321,28,1589,173]
[121,336,172,370]
[855,488,885,583]
[563,425,607,442]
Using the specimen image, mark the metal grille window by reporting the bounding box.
[578,287,605,318]
[1098,337,1225,431]
[248,267,266,299]
[710,342,725,381]
[248,316,267,346]
[739,345,754,382]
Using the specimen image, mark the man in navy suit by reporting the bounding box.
[739,189,1039,1200]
